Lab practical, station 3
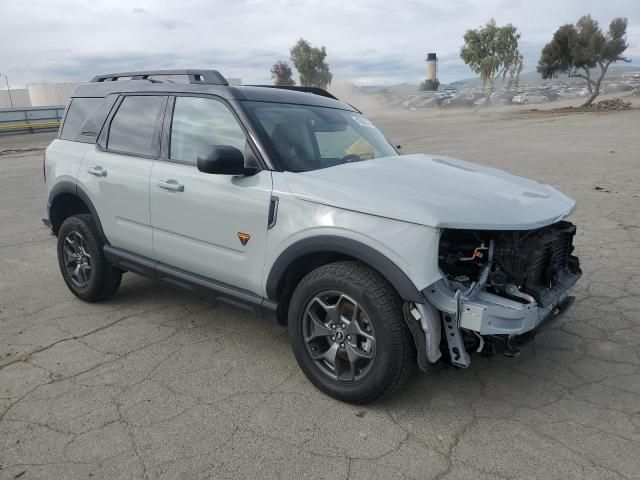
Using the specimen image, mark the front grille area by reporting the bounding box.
[529,231,573,286]
[493,221,581,306]
[439,221,582,307]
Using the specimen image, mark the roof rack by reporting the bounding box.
[90,69,228,85]
[249,85,339,100]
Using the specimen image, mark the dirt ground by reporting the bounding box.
[1,94,639,479]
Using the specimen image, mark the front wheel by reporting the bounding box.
[288,261,414,403]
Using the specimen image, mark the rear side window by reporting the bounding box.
[76,95,118,142]
[107,96,164,157]
[60,98,102,141]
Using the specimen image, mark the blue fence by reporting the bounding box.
[0,106,65,135]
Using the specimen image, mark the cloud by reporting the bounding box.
[154,19,191,30]
[1,0,638,86]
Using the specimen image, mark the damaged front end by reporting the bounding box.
[410,220,581,368]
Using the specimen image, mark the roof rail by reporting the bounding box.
[90,69,228,85]
[249,85,339,100]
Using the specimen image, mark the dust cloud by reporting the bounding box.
[327,79,397,118]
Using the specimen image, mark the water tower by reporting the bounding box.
[425,53,438,82]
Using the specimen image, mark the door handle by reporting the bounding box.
[87,166,107,177]
[157,180,184,192]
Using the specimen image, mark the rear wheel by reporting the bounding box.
[288,261,414,403]
[57,214,122,302]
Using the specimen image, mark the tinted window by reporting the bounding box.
[77,95,118,141]
[108,96,164,156]
[60,98,102,141]
[315,124,376,160]
[242,102,397,172]
[170,97,246,164]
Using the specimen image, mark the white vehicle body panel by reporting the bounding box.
[265,172,442,296]
[47,141,577,300]
[78,148,154,258]
[285,154,575,230]
[45,139,89,197]
[150,163,272,294]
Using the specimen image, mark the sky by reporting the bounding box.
[1,0,639,87]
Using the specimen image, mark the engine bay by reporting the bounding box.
[438,220,581,307]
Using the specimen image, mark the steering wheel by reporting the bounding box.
[340,154,361,163]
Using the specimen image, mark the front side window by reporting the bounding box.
[170,96,247,164]
[107,95,164,156]
[242,102,398,172]
[60,97,102,141]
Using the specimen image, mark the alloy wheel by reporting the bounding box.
[303,291,376,382]
[62,231,92,288]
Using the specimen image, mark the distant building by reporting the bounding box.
[426,53,438,83]
[28,83,80,107]
[0,88,31,108]
[0,82,80,109]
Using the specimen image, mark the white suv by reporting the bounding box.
[44,70,581,403]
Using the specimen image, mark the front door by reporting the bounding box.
[149,95,272,296]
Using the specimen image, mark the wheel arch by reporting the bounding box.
[266,236,423,321]
[48,181,108,243]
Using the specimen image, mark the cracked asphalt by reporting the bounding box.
[1,103,639,479]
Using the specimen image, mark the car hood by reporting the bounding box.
[283,154,576,230]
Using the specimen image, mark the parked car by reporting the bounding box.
[44,69,581,403]
[513,92,549,104]
[411,97,439,108]
[489,92,513,105]
[442,93,475,107]
[473,92,513,106]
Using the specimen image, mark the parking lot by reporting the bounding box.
[1,102,639,479]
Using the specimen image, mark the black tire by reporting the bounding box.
[98,267,123,300]
[288,261,414,403]
[57,214,122,302]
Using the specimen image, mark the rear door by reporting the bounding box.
[78,94,166,258]
[149,95,272,295]
[46,97,105,198]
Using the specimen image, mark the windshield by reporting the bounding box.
[242,101,398,172]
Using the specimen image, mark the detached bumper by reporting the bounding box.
[424,277,578,336]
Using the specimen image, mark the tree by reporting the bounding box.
[289,38,332,89]
[538,16,629,106]
[271,61,295,86]
[460,19,524,96]
[419,79,440,91]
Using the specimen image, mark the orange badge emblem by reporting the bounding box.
[237,232,251,246]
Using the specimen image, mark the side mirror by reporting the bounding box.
[196,145,257,176]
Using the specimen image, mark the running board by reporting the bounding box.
[103,245,277,320]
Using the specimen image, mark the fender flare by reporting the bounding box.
[48,181,108,243]
[265,236,423,302]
